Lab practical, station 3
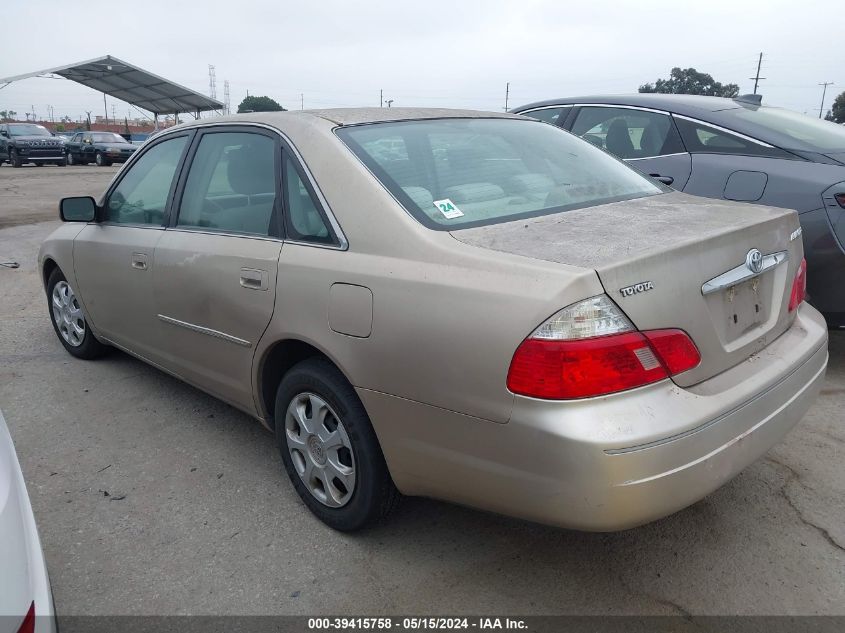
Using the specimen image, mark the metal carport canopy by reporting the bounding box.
[0,55,223,116]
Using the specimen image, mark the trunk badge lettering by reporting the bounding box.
[790,227,802,242]
[746,249,763,274]
[620,281,654,297]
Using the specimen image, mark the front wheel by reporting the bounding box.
[66,152,75,166]
[275,358,399,531]
[10,149,22,168]
[46,268,108,359]
[94,152,110,167]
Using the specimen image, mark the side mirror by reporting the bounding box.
[60,197,96,222]
[0,131,8,138]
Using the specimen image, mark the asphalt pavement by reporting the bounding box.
[0,164,843,616]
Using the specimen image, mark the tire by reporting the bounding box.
[10,149,22,168]
[57,158,67,167]
[34,162,44,167]
[95,152,110,167]
[46,267,108,360]
[275,357,399,531]
[66,152,75,166]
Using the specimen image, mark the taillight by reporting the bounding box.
[788,258,807,312]
[17,602,35,633]
[834,193,845,208]
[507,296,700,400]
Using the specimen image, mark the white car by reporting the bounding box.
[0,410,55,633]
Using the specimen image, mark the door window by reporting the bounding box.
[283,155,333,244]
[571,107,683,159]
[177,132,277,237]
[105,135,188,225]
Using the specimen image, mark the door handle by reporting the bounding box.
[650,173,674,186]
[240,267,268,291]
[131,252,148,270]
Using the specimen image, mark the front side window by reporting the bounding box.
[105,135,187,225]
[337,118,664,230]
[177,132,277,236]
[571,107,683,159]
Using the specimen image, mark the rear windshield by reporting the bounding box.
[336,118,663,230]
[726,107,845,152]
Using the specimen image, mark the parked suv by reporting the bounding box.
[65,131,138,166]
[0,123,66,167]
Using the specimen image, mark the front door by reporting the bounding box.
[152,128,282,411]
[568,105,693,189]
[72,133,191,363]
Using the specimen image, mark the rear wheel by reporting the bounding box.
[34,162,44,167]
[10,149,22,168]
[46,268,108,359]
[275,358,399,531]
[66,152,75,166]
[57,158,67,167]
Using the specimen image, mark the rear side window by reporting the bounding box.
[336,118,663,230]
[282,154,334,244]
[521,107,569,126]
[571,107,684,159]
[673,117,792,158]
[105,136,187,225]
[177,131,277,236]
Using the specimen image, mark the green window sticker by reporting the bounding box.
[433,198,464,219]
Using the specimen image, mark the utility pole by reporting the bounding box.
[749,52,765,95]
[31,105,36,121]
[301,93,304,110]
[103,93,108,126]
[223,80,230,115]
[112,104,116,124]
[380,89,383,108]
[819,82,834,119]
[504,82,510,111]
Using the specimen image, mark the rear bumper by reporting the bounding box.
[361,303,828,531]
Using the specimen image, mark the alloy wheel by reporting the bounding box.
[285,392,356,508]
[51,280,85,347]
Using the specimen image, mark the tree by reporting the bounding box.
[825,91,845,124]
[237,95,285,113]
[639,67,740,98]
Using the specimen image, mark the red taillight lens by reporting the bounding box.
[642,329,701,375]
[834,193,845,208]
[788,258,807,312]
[17,602,35,633]
[507,329,700,400]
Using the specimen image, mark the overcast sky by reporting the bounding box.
[1,0,841,123]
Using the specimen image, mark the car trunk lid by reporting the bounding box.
[451,191,803,386]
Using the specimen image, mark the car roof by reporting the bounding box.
[512,94,746,117]
[174,107,522,130]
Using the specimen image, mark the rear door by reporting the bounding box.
[152,126,282,411]
[72,132,192,362]
[568,105,693,189]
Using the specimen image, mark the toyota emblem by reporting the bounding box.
[746,249,763,274]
